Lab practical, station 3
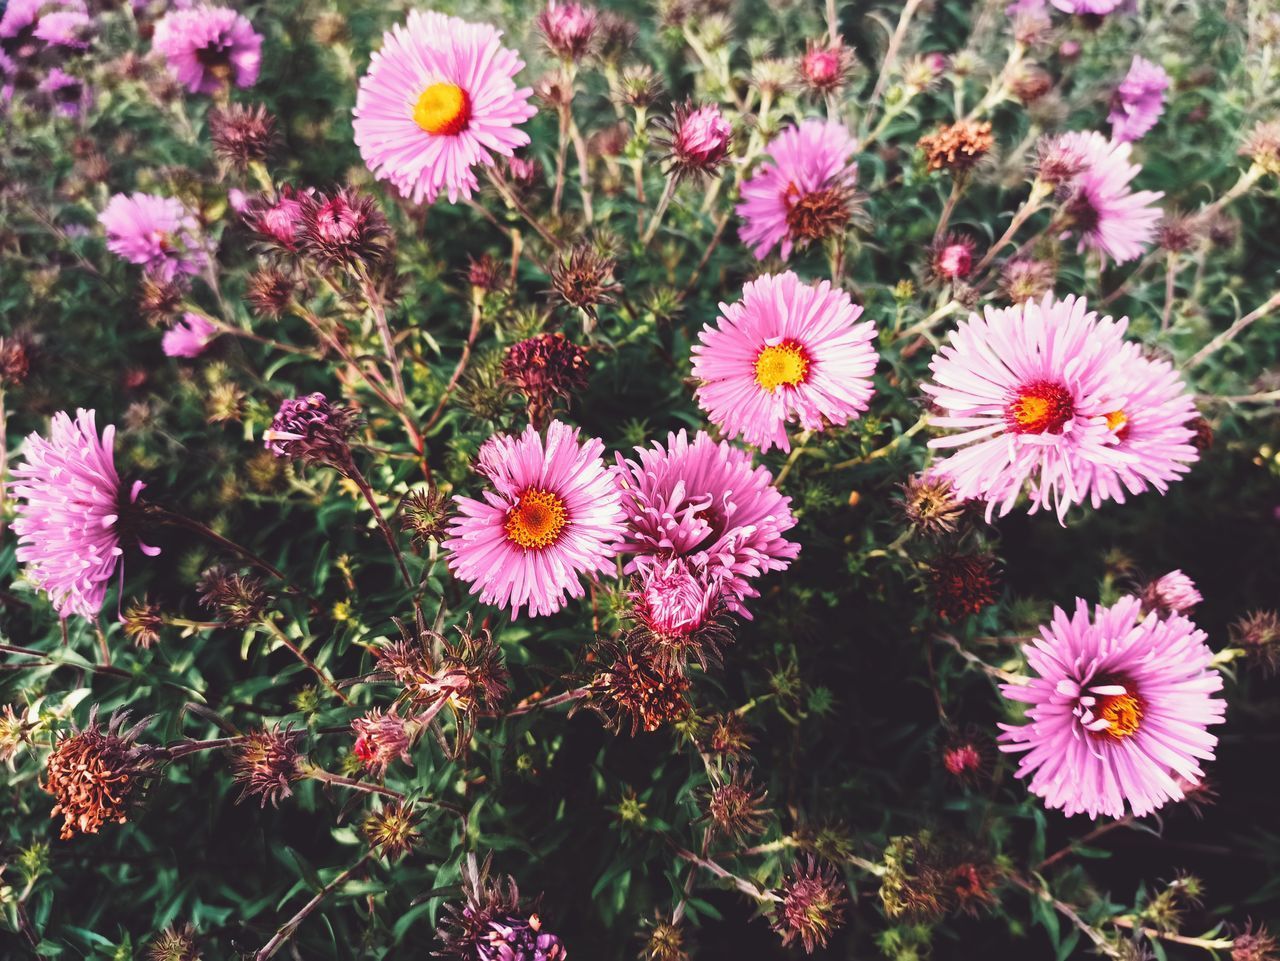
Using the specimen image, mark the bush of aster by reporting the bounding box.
[3,0,1280,959]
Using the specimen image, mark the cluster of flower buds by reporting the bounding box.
[436,853,567,960]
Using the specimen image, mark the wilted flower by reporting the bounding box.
[123,598,165,648]
[437,854,567,960]
[918,119,994,173]
[1,705,29,766]
[137,273,186,325]
[162,312,219,358]
[1012,64,1053,104]
[587,638,691,735]
[1156,214,1197,253]
[928,553,1001,621]
[363,801,420,860]
[208,102,277,169]
[501,331,590,426]
[300,188,392,270]
[538,0,598,61]
[999,257,1055,301]
[263,392,359,469]
[798,39,853,94]
[0,333,32,387]
[639,917,690,961]
[595,11,636,62]
[351,707,413,777]
[772,857,849,954]
[1230,610,1280,676]
[703,711,753,756]
[244,185,310,252]
[467,253,504,293]
[549,243,620,316]
[655,101,733,181]
[702,765,769,842]
[197,565,269,627]
[231,726,302,807]
[1140,569,1202,615]
[12,409,160,619]
[146,924,201,961]
[245,266,295,318]
[400,487,449,549]
[43,709,156,839]
[1241,121,1280,177]
[152,5,262,94]
[939,727,990,785]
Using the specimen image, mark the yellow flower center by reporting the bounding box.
[504,488,568,550]
[413,82,471,136]
[1097,690,1143,740]
[754,341,810,392]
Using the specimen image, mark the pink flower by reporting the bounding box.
[33,8,90,48]
[798,40,851,93]
[630,558,722,638]
[662,101,732,180]
[736,118,858,261]
[537,0,597,60]
[999,596,1225,819]
[921,294,1131,522]
[162,312,218,358]
[152,5,262,95]
[40,66,89,117]
[1108,55,1169,143]
[932,234,976,280]
[351,707,413,777]
[1141,570,1202,616]
[445,420,625,618]
[613,430,799,616]
[353,11,536,205]
[1051,0,1125,12]
[692,271,878,453]
[98,192,208,281]
[1055,130,1163,264]
[244,185,310,251]
[10,410,160,620]
[1076,343,1199,508]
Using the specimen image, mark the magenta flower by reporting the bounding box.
[152,5,262,95]
[0,0,60,59]
[244,185,311,251]
[40,67,89,117]
[692,271,878,453]
[445,420,625,618]
[11,410,160,620]
[630,558,722,638]
[98,192,208,281]
[921,294,1131,523]
[613,430,799,616]
[1055,131,1163,264]
[1051,0,1125,12]
[353,11,536,205]
[1108,55,1169,143]
[662,101,733,180]
[33,8,91,49]
[932,233,976,281]
[1076,342,1199,508]
[537,0,598,61]
[1141,570,1202,616]
[999,596,1226,819]
[736,118,859,260]
[162,312,218,358]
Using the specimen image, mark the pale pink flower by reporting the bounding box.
[999,596,1225,819]
[1141,570,1202,616]
[98,193,208,281]
[630,558,722,638]
[692,271,877,453]
[162,312,218,358]
[1108,55,1169,143]
[1055,131,1163,264]
[152,5,262,94]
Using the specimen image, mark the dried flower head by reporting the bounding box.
[918,119,994,173]
[899,472,966,536]
[702,765,770,842]
[550,243,620,316]
[617,64,662,108]
[881,833,951,921]
[146,924,201,961]
[999,257,1056,302]
[1231,610,1280,676]
[263,392,359,469]
[798,39,853,94]
[928,553,1001,621]
[437,853,567,960]
[1231,921,1279,961]
[772,857,849,954]
[197,565,269,627]
[639,916,690,961]
[1241,120,1280,177]
[587,638,691,736]
[702,711,753,756]
[123,597,165,648]
[1,704,29,766]
[594,11,637,62]
[137,274,186,326]
[208,102,277,170]
[245,267,295,318]
[1157,214,1198,253]
[501,332,590,425]
[1012,64,1053,104]
[400,487,449,549]
[363,801,420,860]
[231,726,303,807]
[1,333,32,387]
[467,253,504,293]
[351,707,413,777]
[43,709,156,839]
[300,187,392,270]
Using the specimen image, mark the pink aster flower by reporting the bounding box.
[692,271,878,453]
[1051,0,1125,13]
[999,595,1226,819]
[613,430,800,616]
[1108,55,1169,143]
[1076,342,1199,508]
[351,707,413,777]
[353,11,537,205]
[243,185,310,251]
[162,311,218,358]
[736,118,859,261]
[932,233,976,281]
[659,101,733,181]
[1055,130,1163,264]
[98,192,208,281]
[0,0,59,59]
[445,420,625,618]
[1140,570,1202,616]
[629,557,723,638]
[10,409,160,620]
[152,5,262,95]
[40,67,89,117]
[537,0,598,61]
[33,8,91,49]
[921,293,1131,523]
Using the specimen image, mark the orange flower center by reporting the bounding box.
[1105,408,1130,440]
[504,488,568,550]
[1097,689,1143,740]
[754,341,810,392]
[1005,381,1074,435]
[413,82,471,136]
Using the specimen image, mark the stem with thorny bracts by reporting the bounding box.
[262,617,351,705]
[667,838,783,904]
[1037,816,1135,871]
[486,167,563,250]
[937,633,1027,686]
[423,297,485,434]
[344,463,414,590]
[504,686,591,717]
[1186,290,1280,369]
[355,265,407,407]
[1008,875,1119,958]
[972,179,1052,279]
[254,851,376,961]
[1110,917,1234,952]
[867,0,925,111]
[642,174,678,247]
